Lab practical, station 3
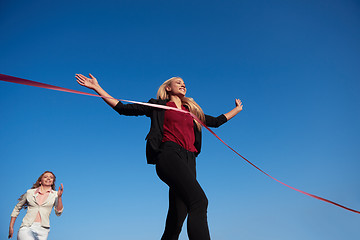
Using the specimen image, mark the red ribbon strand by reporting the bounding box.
[1,73,359,214]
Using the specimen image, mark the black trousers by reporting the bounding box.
[156,141,211,240]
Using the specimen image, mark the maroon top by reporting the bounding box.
[162,101,198,152]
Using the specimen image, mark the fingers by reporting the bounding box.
[76,79,85,86]
[75,74,87,81]
[75,74,86,86]
[75,74,83,81]
[89,73,95,79]
[76,80,84,86]
[75,73,86,79]
[235,99,243,111]
[58,184,64,197]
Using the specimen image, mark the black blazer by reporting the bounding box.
[113,98,227,164]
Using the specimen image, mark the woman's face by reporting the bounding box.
[166,78,187,97]
[40,172,55,187]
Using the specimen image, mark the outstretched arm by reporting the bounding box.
[75,73,119,108]
[224,99,243,121]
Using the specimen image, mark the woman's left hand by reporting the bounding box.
[57,184,64,198]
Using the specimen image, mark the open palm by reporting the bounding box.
[75,73,99,90]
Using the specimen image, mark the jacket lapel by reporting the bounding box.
[32,189,39,205]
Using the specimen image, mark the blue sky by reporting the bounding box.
[1,0,359,239]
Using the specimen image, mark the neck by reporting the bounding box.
[40,185,52,192]
[169,95,183,109]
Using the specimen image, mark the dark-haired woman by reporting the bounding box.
[8,171,64,240]
[76,74,242,240]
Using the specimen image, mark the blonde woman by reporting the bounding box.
[9,171,64,240]
[76,74,242,240]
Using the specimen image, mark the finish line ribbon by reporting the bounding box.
[1,73,359,214]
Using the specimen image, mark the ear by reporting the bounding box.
[165,85,171,92]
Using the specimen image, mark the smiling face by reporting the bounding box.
[40,172,55,187]
[166,78,187,97]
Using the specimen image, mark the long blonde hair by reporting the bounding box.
[157,77,205,130]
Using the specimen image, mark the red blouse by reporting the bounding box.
[162,101,198,152]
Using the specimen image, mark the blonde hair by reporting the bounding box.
[157,77,205,130]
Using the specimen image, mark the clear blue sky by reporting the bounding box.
[1,0,359,239]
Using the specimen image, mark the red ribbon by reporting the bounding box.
[1,73,359,214]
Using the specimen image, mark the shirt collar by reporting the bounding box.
[35,187,53,194]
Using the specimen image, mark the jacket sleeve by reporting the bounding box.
[112,99,153,117]
[54,194,63,216]
[204,114,228,128]
[10,192,27,218]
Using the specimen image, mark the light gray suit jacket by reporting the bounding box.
[11,188,63,228]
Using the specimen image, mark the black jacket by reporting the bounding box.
[113,98,227,164]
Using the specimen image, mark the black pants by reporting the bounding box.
[156,141,210,240]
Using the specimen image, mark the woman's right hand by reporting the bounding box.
[8,217,16,239]
[75,73,99,90]
[8,227,13,239]
[75,73,119,107]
